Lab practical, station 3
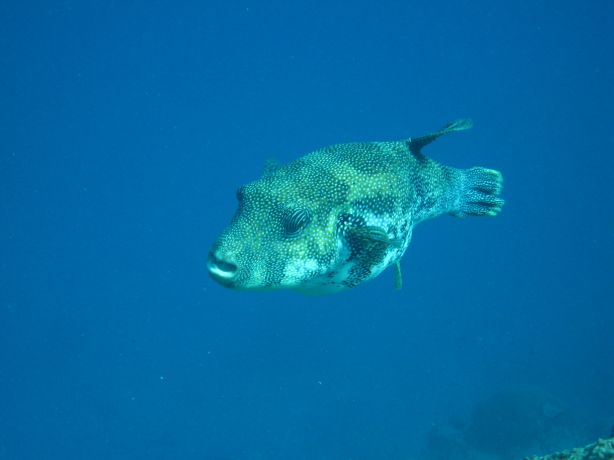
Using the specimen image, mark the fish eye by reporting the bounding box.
[282,207,311,239]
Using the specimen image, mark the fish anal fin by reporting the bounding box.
[394,261,402,290]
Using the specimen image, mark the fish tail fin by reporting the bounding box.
[453,167,504,217]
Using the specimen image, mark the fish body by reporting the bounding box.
[208,119,503,294]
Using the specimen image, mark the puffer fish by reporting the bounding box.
[208,119,503,294]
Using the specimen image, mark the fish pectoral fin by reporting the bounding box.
[348,227,404,290]
[350,226,402,248]
[343,225,393,270]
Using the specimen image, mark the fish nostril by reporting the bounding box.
[208,252,238,280]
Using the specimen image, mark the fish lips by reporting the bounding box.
[207,252,239,288]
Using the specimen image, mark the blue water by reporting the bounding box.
[2,1,613,459]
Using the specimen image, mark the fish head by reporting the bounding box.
[207,162,348,293]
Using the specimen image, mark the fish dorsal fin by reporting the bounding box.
[406,118,473,154]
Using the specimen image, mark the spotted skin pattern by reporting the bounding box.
[208,119,504,294]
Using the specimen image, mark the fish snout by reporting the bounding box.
[207,250,239,286]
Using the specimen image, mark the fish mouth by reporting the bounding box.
[207,252,238,286]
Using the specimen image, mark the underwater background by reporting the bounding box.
[2,1,613,459]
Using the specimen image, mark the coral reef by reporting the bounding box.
[463,385,573,457]
[424,385,601,460]
[524,436,614,459]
